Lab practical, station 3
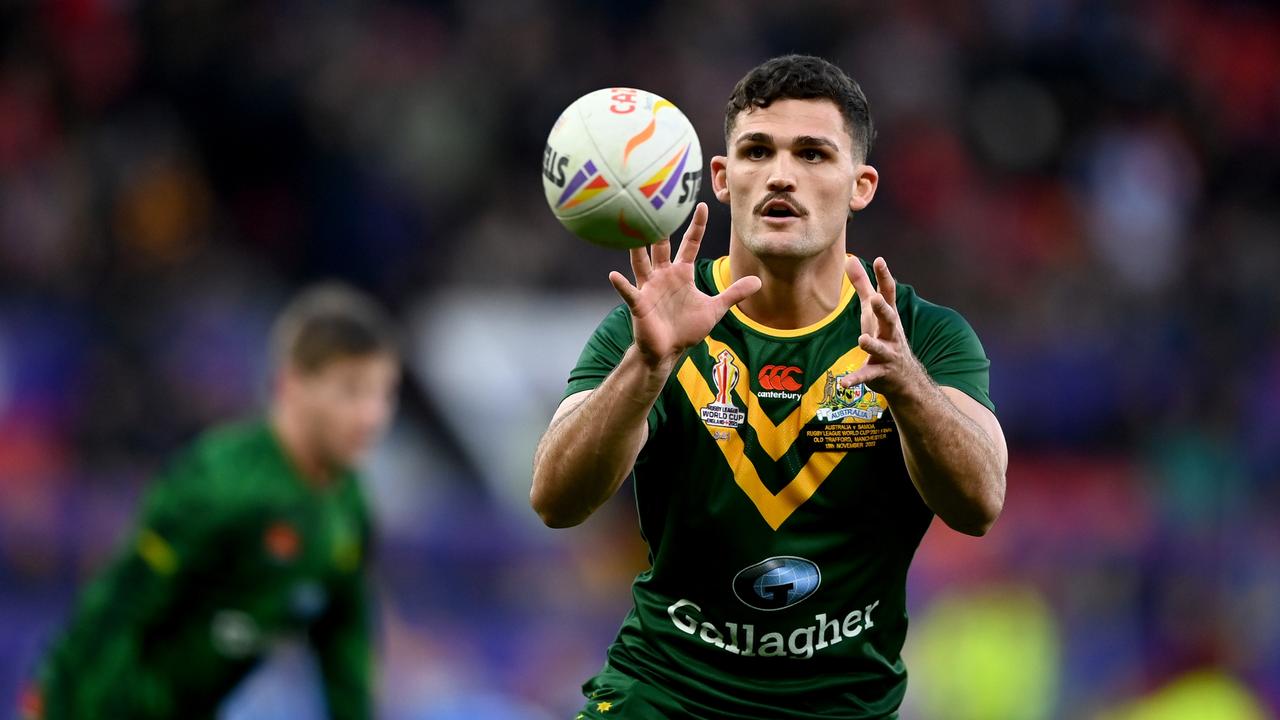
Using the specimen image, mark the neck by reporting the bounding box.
[270,405,335,487]
[727,241,847,330]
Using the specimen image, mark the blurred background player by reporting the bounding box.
[26,283,400,720]
[533,55,1006,718]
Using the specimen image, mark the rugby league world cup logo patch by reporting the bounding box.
[700,349,746,428]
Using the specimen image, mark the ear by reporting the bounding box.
[849,163,879,213]
[710,155,730,205]
[273,367,294,403]
[277,363,312,402]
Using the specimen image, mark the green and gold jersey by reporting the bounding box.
[565,256,993,719]
[38,421,373,720]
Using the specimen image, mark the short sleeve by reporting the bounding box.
[564,304,634,397]
[562,303,667,436]
[904,298,995,413]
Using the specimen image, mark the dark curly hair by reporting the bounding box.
[725,54,876,161]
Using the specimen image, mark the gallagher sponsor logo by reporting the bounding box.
[666,595,882,660]
[733,556,821,611]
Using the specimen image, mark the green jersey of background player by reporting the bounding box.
[532,55,1009,719]
[30,284,400,720]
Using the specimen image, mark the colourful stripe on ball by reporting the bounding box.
[639,144,688,199]
[622,99,676,168]
[652,144,691,209]
[561,175,609,210]
[617,209,646,241]
[641,144,691,210]
[557,160,608,208]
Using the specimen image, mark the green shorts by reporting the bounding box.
[576,663,902,720]
[576,665,692,719]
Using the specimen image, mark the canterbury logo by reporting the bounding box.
[758,365,802,392]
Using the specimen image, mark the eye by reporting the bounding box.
[744,145,769,160]
[800,148,826,162]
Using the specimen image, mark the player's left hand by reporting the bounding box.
[840,256,927,396]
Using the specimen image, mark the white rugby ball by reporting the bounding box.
[542,87,703,248]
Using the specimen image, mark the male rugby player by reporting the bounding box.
[29,283,399,720]
[533,55,1007,719]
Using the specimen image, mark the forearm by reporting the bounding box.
[531,345,673,527]
[889,369,1006,536]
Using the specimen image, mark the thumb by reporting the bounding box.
[716,275,762,314]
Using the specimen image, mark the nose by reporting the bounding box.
[765,153,797,193]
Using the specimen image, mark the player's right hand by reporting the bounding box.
[609,202,761,370]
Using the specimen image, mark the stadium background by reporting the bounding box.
[1,1,1278,718]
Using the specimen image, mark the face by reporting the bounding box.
[283,353,400,469]
[711,98,877,260]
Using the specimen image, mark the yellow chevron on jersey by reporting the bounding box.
[700,337,873,461]
[675,357,845,530]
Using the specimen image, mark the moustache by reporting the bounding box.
[753,192,808,216]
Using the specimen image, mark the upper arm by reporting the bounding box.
[906,296,994,414]
[138,451,225,573]
[54,455,213,655]
[940,386,1008,474]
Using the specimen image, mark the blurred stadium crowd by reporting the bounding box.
[1,1,1278,718]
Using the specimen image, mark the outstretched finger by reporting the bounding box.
[651,236,672,268]
[629,245,652,286]
[873,257,896,308]
[715,275,762,314]
[858,333,893,360]
[846,254,878,333]
[839,365,884,389]
[846,254,876,299]
[839,352,885,389]
[866,291,900,337]
[674,203,709,264]
[609,270,641,310]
